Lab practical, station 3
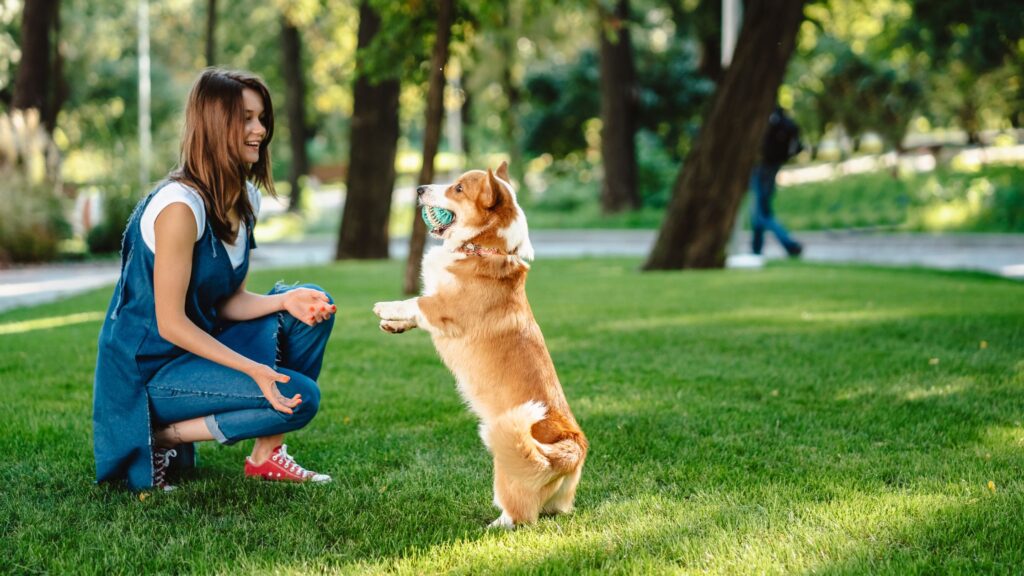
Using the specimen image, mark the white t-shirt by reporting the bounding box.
[140,181,261,269]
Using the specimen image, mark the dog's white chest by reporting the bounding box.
[421,247,462,296]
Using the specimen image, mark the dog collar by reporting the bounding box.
[456,243,505,256]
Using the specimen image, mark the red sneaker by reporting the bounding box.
[244,444,331,483]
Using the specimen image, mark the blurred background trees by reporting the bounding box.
[0,0,1021,267]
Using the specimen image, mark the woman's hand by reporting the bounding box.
[248,363,302,415]
[282,288,336,327]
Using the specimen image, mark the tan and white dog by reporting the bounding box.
[372,162,588,529]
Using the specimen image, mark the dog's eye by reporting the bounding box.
[455,184,463,193]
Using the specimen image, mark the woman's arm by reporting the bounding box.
[218,281,334,326]
[153,203,301,414]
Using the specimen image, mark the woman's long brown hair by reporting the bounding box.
[170,68,276,243]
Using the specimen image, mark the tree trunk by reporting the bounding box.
[598,0,640,213]
[498,1,525,190]
[13,0,60,133]
[403,0,454,295]
[206,0,217,66]
[281,16,309,213]
[643,0,805,270]
[45,2,66,133]
[335,2,401,260]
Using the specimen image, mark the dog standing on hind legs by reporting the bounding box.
[373,161,588,529]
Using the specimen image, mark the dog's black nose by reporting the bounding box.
[416,186,428,196]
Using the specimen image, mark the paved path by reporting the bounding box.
[1,230,1021,313]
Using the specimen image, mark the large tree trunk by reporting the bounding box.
[205,0,217,65]
[281,16,309,213]
[643,0,805,270]
[403,0,454,295]
[598,0,640,213]
[335,2,400,260]
[46,2,66,133]
[13,0,61,133]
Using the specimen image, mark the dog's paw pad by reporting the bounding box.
[380,320,413,334]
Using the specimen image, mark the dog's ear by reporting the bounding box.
[495,161,510,183]
[483,168,505,209]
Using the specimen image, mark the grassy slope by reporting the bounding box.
[2,259,1022,574]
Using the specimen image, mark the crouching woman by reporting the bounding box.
[93,68,335,491]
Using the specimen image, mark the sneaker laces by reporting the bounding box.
[153,447,178,489]
[271,445,310,478]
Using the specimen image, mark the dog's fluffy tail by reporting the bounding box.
[481,401,585,486]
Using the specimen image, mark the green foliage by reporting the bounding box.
[521,39,712,161]
[787,0,1021,156]
[528,154,600,212]
[85,181,140,255]
[0,172,68,263]
[805,37,923,152]
[635,129,677,209]
[521,50,600,158]
[905,0,1024,72]
[3,261,1024,572]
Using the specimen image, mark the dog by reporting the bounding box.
[372,162,588,529]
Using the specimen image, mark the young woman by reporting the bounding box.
[93,68,335,491]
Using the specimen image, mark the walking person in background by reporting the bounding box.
[751,105,804,257]
[93,68,336,492]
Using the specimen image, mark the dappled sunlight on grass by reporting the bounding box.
[836,375,980,405]
[0,311,105,336]
[902,379,970,402]
[976,424,1024,453]
[592,306,916,334]
[329,489,992,574]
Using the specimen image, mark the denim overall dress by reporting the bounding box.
[92,182,298,490]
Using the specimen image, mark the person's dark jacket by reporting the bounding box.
[762,107,803,165]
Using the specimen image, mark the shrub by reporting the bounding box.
[0,110,70,264]
[86,181,139,254]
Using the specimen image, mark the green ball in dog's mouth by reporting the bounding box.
[421,205,455,232]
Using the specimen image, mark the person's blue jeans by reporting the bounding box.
[751,163,799,255]
[146,284,334,445]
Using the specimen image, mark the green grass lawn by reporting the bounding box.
[776,163,1024,232]
[2,259,1023,574]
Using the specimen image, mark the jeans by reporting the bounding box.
[146,284,334,445]
[751,163,799,255]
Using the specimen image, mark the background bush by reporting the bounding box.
[0,111,70,264]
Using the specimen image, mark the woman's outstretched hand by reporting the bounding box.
[282,288,335,327]
[248,363,301,414]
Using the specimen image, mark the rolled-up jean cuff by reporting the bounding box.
[205,414,231,445]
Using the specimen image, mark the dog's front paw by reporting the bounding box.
[373,300,407,321]
[380,319,416,334]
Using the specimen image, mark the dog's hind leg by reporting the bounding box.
[489,464,561,529]
[541,466,582,516]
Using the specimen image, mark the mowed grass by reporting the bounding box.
[2,258,1023,574]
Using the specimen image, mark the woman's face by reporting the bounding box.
[241,88,267,164]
